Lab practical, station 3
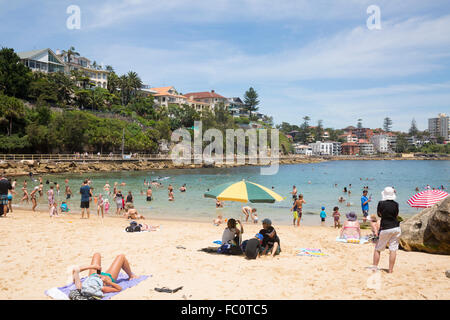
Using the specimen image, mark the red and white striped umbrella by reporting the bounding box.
[407,189,449,208]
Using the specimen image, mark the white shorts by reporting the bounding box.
[375,227,401,251]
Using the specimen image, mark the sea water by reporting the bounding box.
[13,160,449,226]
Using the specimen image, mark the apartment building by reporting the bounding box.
[309,141,334,155]
[428,113,449,140]
[56,50,109,89]
[184,90,229,110]
[370,134,389,153]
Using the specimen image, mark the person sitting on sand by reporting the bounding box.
[60,201,69,213]
[69,252,138,298]
[242,206,256,222]
[124,205,145,220]
[241,233,264,259]
[340,212,361,240]
[213,214,223,226]
[259,219,281,257]
[250,211,259,224]
[222,218,244,246]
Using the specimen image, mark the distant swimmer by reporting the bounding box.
[179,184,187,192]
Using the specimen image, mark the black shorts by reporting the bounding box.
[321,218,325,222]
[80,201,90,209]
[66,194,71,199]
[146,196,152,201]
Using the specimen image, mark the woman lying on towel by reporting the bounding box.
[70,253,138,298]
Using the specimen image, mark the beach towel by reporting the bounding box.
[45,273,150,300]
[335,236,369,244]
[297,248,328,257]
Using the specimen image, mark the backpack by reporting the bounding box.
[81,274,104,298]
[125,221,142,232]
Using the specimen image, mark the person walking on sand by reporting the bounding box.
[370,187,401,274]
[47,186,55,209]
[80,179,93,219]
[320,206,327,226]
[242,206,256,223]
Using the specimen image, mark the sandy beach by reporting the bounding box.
[0,208,448,300]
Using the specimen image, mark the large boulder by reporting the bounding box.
[399,196,450,254]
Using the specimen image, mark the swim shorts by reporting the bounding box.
[0,194,7,205]
[80,201,90,209]
[146,196,152,201]
[293,210,299,220]
[362,210,369,217]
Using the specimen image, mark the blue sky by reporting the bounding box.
[1,0,450,131]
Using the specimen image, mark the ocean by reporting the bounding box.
[12,160,449,226]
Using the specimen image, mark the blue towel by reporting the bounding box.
[45,273,150,300]
[213,240,222,245]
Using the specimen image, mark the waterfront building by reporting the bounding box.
[357,139,375,155]
[428,113,449,141]
[293,144,313,155]
[56,49,109,88]
[150,86,188,108]
[184,90,229,110]
[309,141,334,155]
[17,48,65,74]
[341,142,360,155]
[370,134,389,153]
[332,142,342,155]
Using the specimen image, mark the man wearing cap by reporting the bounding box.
[371,187,401,273]
[0,174,12,217]
[260,219,281,257]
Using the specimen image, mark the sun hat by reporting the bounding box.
[262,218,272,225]
[346,212,357,221]
[381,186,396,200]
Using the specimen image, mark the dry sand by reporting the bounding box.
[0,208,448,300]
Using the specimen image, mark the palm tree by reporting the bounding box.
[63,46,79,64]
[127,71,143,98]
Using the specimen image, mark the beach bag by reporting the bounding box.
[125,221,142,232]
[81,274,103,298]
[69,289,98,300]
[217,243,232,254]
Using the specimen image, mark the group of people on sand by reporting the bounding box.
[219,217,281,259]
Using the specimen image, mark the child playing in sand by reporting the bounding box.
[213,214,223,226]
[60,201,69,213]
[332,206,340,228]
[50,202,59,218]
[251,211,259,224]
[320,206,327,226]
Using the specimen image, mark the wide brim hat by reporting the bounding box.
[381,187,397,200]
[346,212,357,221]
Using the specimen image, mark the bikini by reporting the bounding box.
[90,272,116,283]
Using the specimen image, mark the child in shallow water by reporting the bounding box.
[332,206,340,228]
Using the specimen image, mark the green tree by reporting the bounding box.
[383,117,393,132]
[0,47,32,98]
[409,118,419,136]
[0,94,26,135]
[243,87,260,118]
[63,46,79,63]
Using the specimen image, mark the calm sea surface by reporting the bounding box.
[12,160,449,226]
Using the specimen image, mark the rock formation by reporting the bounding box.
[399,196,450,254]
